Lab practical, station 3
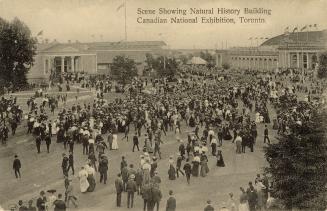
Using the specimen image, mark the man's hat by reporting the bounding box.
[47,189,56,194]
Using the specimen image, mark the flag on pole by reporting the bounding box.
[300,25,307,31]
[37,30,43,36]
[284,26,289,32]
[116,3,125,11]
[284,26,290,35]
[292,27,298,33]
[313,24,318,29]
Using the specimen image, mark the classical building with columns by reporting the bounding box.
[28,41,166,82]
[216,29,327,71]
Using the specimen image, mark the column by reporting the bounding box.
[284,51,287,68]
[306,52,310,69]
[71,56,75,72]
[61,56,65,73]
[296,52,300,68]
[43,57,47,75]
[47,56,51,73]
[287,52,290,68]
[220,54,223,68]
[75,57,79,72]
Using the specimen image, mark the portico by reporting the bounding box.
[42,54,97,76]
[279,50,319,69]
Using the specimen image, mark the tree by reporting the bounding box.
[145,53,155,69]
[317,52,327,78]
[264,107,327,210]
[156,56,178,77]
[200,51,215,69]
[179,54,188,65]
[0,17,37,90]
[222,63,230,70]
[110,55,137,84]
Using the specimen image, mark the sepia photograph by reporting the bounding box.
[0,0,327,210]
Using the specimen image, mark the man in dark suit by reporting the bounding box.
[35,135,42,153]
[264,125,270,144]
[126,175,137,208]
[247,182,258,211]
[53,194,66,211]
[132,133,139,152]
[115,173,124,207]
[62,153,69,177]
[45,134,51,153]
[36,191,46,211]
[183,159,192,185]
[99,155,108,184]
[67,151,74,175]
[165,190,176,211]
[48,121,52,136]
[13,154,21,178]
[152,186,162,211]
[204,200,214,211]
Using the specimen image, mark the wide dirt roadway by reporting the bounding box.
[0,86,275,211]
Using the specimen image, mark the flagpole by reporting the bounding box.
[297,25,299,43]
[124,0,127,41]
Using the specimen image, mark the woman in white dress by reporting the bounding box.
[78,167,89,193]
[255,113,261,123]
[85,164,96,192]
[52,121,57,135]
[46,191,57,210]
[111,133,118,150]
[89,117,94,130]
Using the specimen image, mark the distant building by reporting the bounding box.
[216,30,327,71]
[28,41,166,83]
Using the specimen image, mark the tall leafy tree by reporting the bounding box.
[0,17,37,89]
[156,56,178,77]
[317,52,327,78]
[111,55,137,84]
[200,50,215,69]
[264,107,327,210]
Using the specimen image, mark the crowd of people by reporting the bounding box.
[2,64,326,211]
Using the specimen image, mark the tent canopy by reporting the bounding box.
[187,56,207,65]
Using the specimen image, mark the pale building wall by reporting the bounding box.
[27,54,48,83]
[80,55,97,73]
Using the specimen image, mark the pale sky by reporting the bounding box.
[0,0,326,49]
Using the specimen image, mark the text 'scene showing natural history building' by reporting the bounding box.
[28,41,166,83]
[216,30,327,71]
